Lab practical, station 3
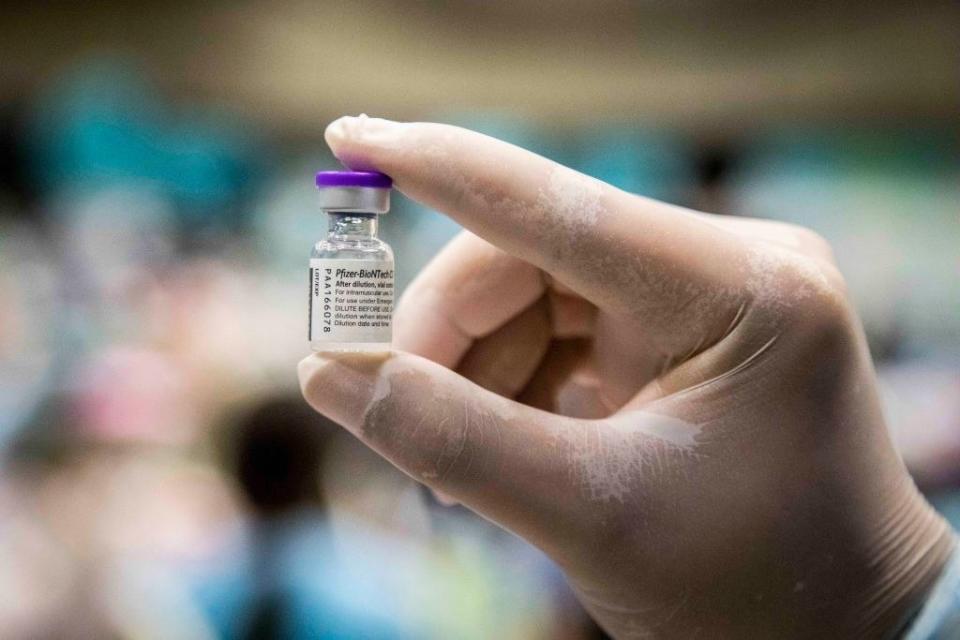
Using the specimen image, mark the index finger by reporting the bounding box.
[326,116,749,352]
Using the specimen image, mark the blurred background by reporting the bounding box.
[0,1,958,638]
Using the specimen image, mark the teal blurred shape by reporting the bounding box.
[574,126,692,202]
[26,57,261,228]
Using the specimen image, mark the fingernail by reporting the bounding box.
[324,116,407,164]
[297,352,389,436]
[432,489,461,507]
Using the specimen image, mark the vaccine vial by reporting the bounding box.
[309,171,394,352]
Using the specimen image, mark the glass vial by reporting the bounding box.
[309,171,394,352]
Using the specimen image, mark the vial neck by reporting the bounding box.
[327,212,378,239]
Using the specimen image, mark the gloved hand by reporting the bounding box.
[299,116,955,638]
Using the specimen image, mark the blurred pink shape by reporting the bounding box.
[71,346,197,444]
[881,361,960,489]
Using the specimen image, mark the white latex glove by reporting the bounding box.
[299,116,955,639]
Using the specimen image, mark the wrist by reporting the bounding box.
[865,491,956,638]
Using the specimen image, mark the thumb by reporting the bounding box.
[298,351,577,544]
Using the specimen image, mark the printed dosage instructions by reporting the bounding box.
[309,258,394,343]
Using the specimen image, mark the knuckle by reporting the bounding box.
[795,276,854,336]
[747,245,852,332]
[742,250,862,385]
[780,269,857,352]
[791,225,836,262]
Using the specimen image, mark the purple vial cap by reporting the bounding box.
[315,170,392,189]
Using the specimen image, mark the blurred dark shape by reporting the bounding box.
[869,320,907,364]
[228,396,335,516]
[0,101,40,217]
[4,393,75,469]
[695,144,735,191]
[224,396,339,640]
[691,142,740,214]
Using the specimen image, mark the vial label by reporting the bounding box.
[309,258,394,345]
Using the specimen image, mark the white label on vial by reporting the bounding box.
[309,258,394,344]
